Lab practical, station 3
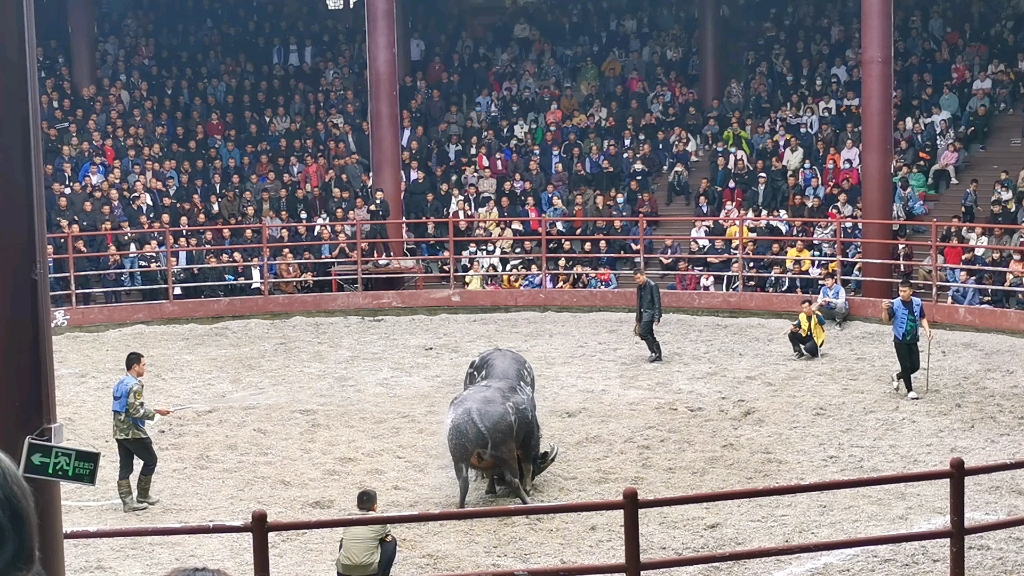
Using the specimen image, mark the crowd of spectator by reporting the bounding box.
[35,0,1024,308]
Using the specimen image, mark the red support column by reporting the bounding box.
[860,0,895,298]
[0,0,66,574]
[364,0,404,257]
[67,0,97,95]
[698,0,720,105]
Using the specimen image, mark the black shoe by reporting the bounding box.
[792,351,805,360]
[648,353,663,363]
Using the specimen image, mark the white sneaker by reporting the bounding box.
[950,178,959,184]
[907,391,920,400]
[891,372,902,392]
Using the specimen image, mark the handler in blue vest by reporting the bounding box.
[113,352,173,512]
[882,280,933,400]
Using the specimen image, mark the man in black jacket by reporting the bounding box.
[633,269,663,362]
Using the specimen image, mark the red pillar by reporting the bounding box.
[67,0,97,95]
[365,0,405,255]
[0,0,66,574]
[698,0,720,105]
[860,0,895,298]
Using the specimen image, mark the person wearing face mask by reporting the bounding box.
[707,137,728,167]
[1006,249,1024,309]
[838,161,860,187]
[796,122,814,151]
[822,159,840,187]
[460,241,480,273]
[798,161,821,188]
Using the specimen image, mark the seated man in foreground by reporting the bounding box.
[336,489,397,576]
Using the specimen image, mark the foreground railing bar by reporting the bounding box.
[963,460,1024,477]
[422,561,626,576]
[640,527,953,570]
[64,521,251,540]
[266,499,624,532]
[964,515,1024,536]
[636,468,951,509]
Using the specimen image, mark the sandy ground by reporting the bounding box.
[51,311,1024,576]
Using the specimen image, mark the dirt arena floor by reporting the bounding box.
[52,311,1024,576]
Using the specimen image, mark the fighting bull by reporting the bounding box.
[447,349,558,508]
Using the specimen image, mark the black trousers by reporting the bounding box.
[338,536,397,576]
[638,318,660,354]
[116,437,158,481]
[894,340,921,392]
[788,331,819,357]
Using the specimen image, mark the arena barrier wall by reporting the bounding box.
[45,216,1024,332]
[62,457,1024,576]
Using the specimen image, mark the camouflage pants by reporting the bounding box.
[116,437,158,480]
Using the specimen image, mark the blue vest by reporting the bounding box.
[891,297,923,341]
[112,375,146,429]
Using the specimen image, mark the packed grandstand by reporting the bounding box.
[37,0,1024,308]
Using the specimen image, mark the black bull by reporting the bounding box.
[447,349,558,508]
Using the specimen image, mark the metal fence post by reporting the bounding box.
[67,231,77,308]
[540,218,548,289]
[164,228,174,302]
[252,509,270,576]
[835,221,844,285]
[930,220,939,304]
[355,220,363,291]
[447,216,456,289]
[261,222,270,296]
[638,215,646,272]
[949,457,965,576]
[736,216,745,291]
[623,487,641,576]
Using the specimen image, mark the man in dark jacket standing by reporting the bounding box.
[633,269,663,362]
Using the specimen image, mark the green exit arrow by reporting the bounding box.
[31,453,51,466]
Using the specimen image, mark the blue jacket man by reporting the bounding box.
[884,280,933,400]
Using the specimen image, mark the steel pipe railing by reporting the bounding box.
[60,458,1024,576]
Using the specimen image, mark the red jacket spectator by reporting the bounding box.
[300,163,326,191]
[838,168,860,186]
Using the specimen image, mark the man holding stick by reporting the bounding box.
[112,352,173,512]
[883,280,933,400]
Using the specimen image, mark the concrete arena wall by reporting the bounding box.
[51,291,1024,333]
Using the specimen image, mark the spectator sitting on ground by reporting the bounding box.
[336,489,397,576]
[816,273,848,329]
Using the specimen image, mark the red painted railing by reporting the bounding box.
[63,457,1024,576]
[44,216,1024,310]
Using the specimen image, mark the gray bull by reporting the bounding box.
[446,350,558,508]
[464,348,537,391]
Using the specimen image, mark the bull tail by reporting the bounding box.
[470,406,493,458]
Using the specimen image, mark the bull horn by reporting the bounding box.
[532,444,559,480]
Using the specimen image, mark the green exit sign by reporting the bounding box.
[19,438,101,487]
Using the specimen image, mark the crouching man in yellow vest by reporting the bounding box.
[787,299,826,359]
